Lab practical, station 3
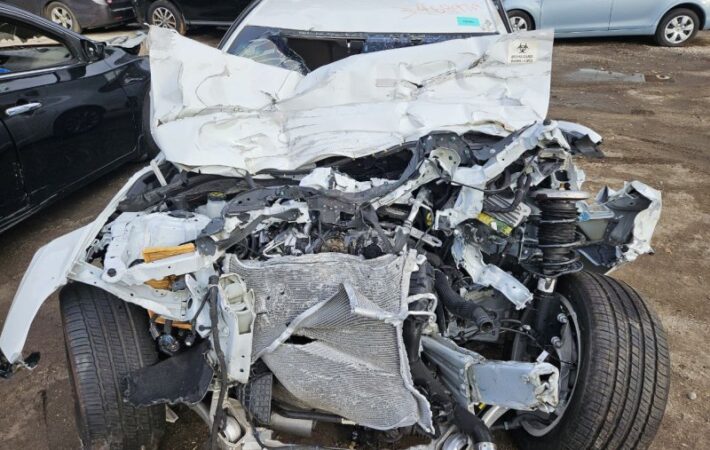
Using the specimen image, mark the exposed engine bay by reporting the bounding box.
[64,120,658,448]
[0,25,662,450]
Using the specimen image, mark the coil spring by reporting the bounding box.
[535,192,588,277]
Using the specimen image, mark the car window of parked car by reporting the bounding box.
[227,25,491,73]
[0,20,76,75]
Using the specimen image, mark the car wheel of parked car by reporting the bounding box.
[655,8,700,46]
[60,283,165,449]
[148,1,187,35]
[508,10,534,32]
[45,2,81,33]
[511,272,670,449]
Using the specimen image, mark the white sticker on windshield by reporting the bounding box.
[508,40,538,64]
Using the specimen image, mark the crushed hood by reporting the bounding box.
[148,27,554,175]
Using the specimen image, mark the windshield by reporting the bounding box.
[227,25,497,73]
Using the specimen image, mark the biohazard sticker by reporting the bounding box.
[508,40,538,64]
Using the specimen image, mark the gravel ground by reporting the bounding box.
[0,28,707,450]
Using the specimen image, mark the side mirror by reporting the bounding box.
[82,40,105,62]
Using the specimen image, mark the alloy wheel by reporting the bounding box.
[510,16,529,32]
[50,6,73,30]
[152,7,178,30]
[511,295,581,437]
[665,15,695,44]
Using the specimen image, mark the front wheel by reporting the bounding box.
[45,2,81,33]
[148,1,187,35]
[60,283,165,449]
[512,272,670,449]
[655,8,700,46]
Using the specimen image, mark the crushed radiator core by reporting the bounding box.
[226,251,433,431]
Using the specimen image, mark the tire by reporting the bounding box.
[135,89,160,162]
[655,8,700,46]
[513,272,670,450]
[147,1,187,35]
[45,2,82,33]
[508,10,535,32]
[60,283,165,449]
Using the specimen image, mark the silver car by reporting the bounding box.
[504,0,710,45]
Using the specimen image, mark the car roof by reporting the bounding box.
[242,0,508,34]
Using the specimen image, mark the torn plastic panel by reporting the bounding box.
[216,273,255,384]
[124,339,214,407]
[577,181,661,272]
[557,120,605,158]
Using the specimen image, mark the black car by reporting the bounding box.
[143,0,250,34]
[0,3,153,233]
[1,0,139,32]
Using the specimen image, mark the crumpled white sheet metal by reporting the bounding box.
[0,167,159,363]
[451,233,533,308]
[149,27,553,175]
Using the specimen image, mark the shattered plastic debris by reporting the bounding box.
[578,181,661,272]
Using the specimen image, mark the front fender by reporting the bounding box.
[653,1,710,30]
[0,166,153,369]
[0,226,92,364]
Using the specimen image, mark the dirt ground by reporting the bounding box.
[0,29,708,450]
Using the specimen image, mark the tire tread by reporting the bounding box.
[514,272,670,450]
[60,283,164,449]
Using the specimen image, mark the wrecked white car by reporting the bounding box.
[0,1,669,449]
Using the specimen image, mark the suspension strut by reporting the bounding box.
[529,189,590,340]
[532,189,590,279]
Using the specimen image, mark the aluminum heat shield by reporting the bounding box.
[225,251,433,432]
